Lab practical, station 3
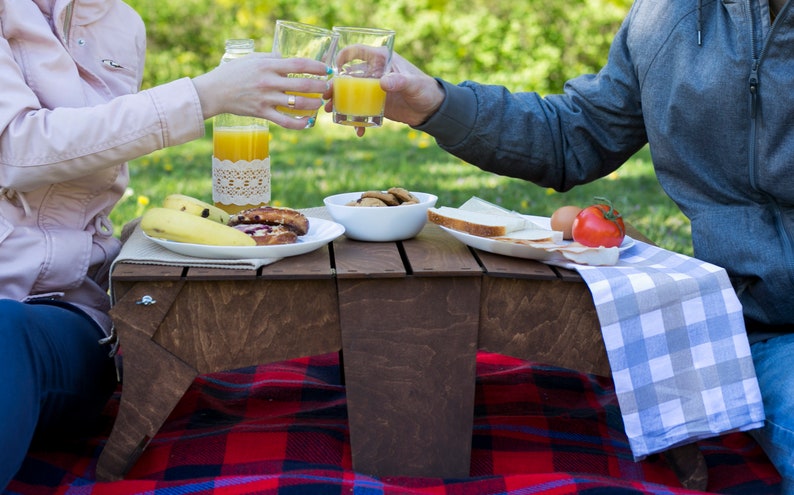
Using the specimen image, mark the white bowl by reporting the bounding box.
[323,191,438,242]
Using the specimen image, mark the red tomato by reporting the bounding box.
[571,198,626,248]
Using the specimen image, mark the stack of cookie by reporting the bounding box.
[344,187,420,207]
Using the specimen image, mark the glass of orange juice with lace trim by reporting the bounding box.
[212,39,272,214]
[331,26,395,127]
[212,123,271,213]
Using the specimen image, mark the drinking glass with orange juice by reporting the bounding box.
[212,39,272,214]
[212,120,271,214]
[331,26,395,128]
[272,21,337,126]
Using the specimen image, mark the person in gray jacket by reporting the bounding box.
[367,0,794,490]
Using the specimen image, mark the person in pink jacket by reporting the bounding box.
[0,0,331,488]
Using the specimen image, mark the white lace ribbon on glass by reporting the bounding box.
[212,156,271,206]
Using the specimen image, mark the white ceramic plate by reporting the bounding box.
[144,217,345,259]
[438,214,635,262]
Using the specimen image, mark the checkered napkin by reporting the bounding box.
[557,240,766,459]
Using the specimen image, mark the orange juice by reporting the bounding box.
[276,91,323,118]
[212,125,271,213]
[333,76,386,118]
[212,126,269,162]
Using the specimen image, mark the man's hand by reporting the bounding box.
[380,53,445,127]
[323,53,445,137]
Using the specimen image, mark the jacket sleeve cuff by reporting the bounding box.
[414,78,477,146]
[146,77,206,147]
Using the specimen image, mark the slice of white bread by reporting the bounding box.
[458,196,555,234]
[428,203,563,242]
[427,206,528,237]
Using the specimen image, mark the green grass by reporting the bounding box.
[116,114,693,255]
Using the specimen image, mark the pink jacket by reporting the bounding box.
[0,0,206,334]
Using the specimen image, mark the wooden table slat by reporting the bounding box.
[258,244,333,279]
[338,275,479,478]
[111,263,184,281]
[333,236,406,278]
[184,267,258,280]
[554,266,585,282]
[402,224,482,277]
[474,249,559,280]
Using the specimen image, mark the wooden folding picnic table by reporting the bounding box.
[96,220,705,490]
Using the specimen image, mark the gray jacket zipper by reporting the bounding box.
[747,1,794,286]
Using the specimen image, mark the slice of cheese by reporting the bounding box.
[458,196,518,216]
[549,244,620,266]
[493,228,563,243]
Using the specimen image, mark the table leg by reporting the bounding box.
[96,320,198,481]
[338,276,480,478]
[663,443,708,491]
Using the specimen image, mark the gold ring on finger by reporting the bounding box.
[287,94,296,108]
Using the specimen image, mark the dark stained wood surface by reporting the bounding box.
[98,246,341,481]
[474,249,609,375]
[333,236,406,278]
[98,221,705,488]
[402,223,482,277]
[335,223,480,477]
[478,271,609,376]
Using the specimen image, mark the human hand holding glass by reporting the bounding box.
[323,51,445,137]
[272,20,337,127]
[331,26,395,128]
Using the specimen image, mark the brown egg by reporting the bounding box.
[550,205,583,240]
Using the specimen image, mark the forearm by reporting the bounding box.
[416,70,649,192]
[0,79,204,191]
[414,80,566,186]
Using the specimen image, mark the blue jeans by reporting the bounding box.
[0,299,117,490]
[751,333,794,495]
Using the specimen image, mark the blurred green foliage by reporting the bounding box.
[127,0,632,94]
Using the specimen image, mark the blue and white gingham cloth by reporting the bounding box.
[560,240,766,459]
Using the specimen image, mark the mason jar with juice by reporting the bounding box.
[212,39,271,214]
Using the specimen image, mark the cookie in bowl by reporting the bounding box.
[323,189,437,241]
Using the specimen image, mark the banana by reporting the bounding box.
[162,193,230,225]
[141,207,256,246]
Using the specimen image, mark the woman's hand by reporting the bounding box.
[192,52,331,130]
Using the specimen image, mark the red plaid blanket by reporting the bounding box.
[6,352,781,494]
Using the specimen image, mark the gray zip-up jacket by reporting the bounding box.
[417,0,794,340]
